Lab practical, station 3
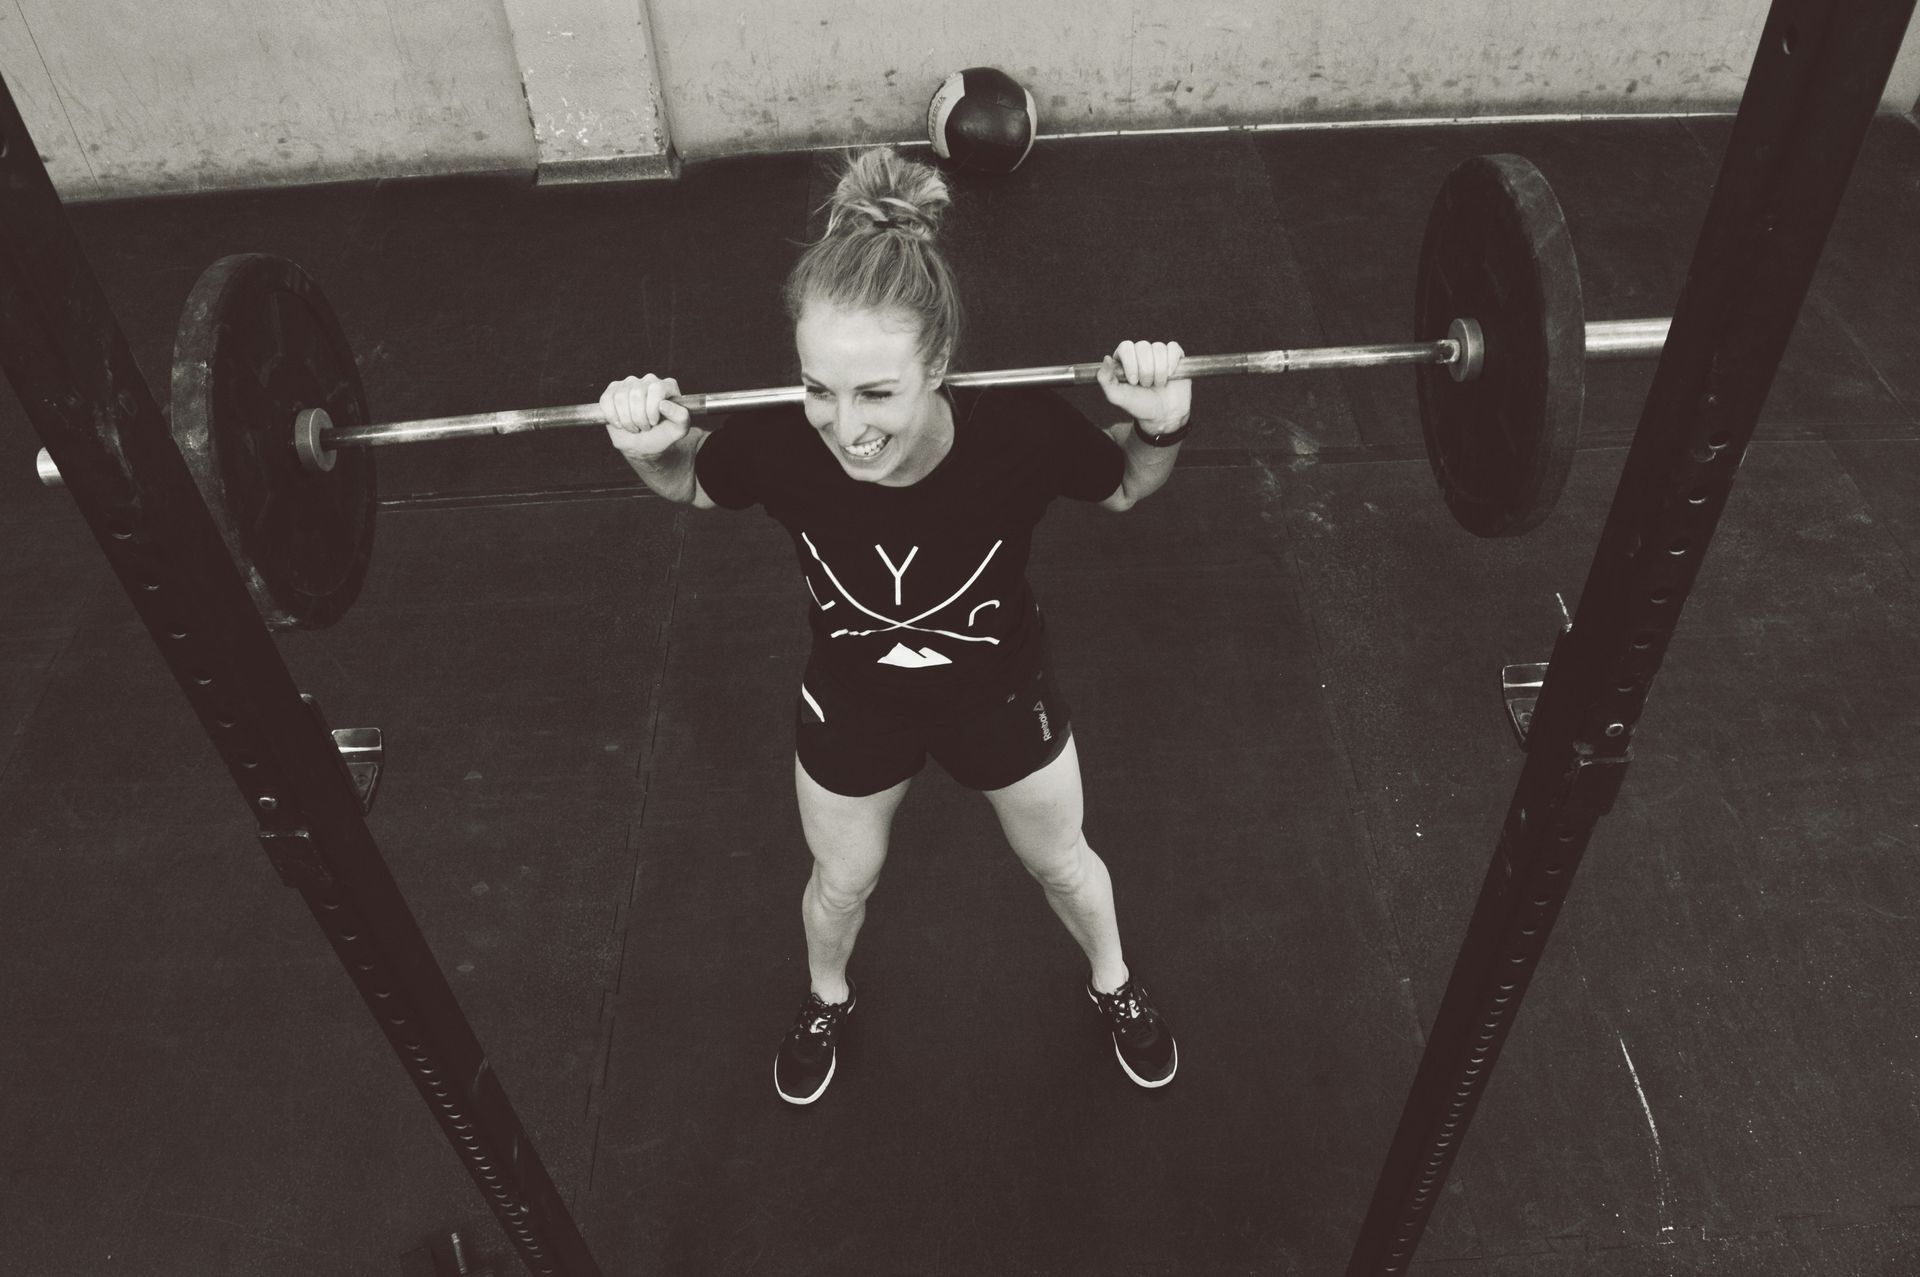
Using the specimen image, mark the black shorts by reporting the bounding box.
[795,651,1074,798]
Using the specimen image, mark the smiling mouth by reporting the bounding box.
[842,436,890,462]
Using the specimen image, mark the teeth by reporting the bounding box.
[845,437,888,459]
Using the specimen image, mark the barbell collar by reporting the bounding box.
[294,407,338,472]
[1446,318,1486,384]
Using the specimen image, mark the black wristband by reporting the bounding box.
[1133,416,1192,448]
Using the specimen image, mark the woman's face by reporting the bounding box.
[795,303,948,485]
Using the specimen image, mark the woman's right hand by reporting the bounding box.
[601,374,691,460]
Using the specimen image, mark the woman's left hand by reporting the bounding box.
[1096,339,1192,432]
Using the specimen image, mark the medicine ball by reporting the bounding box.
[927,67,1037,174]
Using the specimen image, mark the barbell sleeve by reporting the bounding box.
[33,317,1669,485]
[1583,316,1671,359]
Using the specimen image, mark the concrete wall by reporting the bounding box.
[502,0,676,182]
[1,0,1917,199]
[0,0,535,198]
[648,0,1920,154]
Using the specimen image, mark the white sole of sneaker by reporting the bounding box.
[1113,1037,1177,1088]
[775,1048,836,1105]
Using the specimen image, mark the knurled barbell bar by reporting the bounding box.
[31,152,1670,630]
[283,314,1664,460]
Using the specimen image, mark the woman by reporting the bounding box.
[602,147,1191,1105]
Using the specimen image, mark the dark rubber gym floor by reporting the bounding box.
[4,114,1920,1275]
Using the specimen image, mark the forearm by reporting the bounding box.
[622,426,711,504]
[1107,413,1189,506]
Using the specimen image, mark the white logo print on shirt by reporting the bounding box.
[800,533,1004,670]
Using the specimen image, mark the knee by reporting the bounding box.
[1021,832,1093,895]
[809,865,879,916]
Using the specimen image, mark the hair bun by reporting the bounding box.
[825,148,950,241]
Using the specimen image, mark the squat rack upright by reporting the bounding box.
[1348,0,1917,1269]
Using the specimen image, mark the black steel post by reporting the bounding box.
[1347,2,1918,1271]
[0,80,601,1276]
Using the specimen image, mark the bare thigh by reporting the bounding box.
[982,733,1087,877]
[795,755,912,902]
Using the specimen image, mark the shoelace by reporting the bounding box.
[793,999,845,1042]
[1095,984,1156,1037]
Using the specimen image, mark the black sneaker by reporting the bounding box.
[775,985,856,1105]
[1087,977,1177,1088]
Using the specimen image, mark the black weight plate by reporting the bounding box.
[1414,154,1583,537]
[171,254,374,629]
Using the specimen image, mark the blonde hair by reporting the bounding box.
[784,147,964,376]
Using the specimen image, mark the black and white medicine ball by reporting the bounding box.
[927,67,1037,174]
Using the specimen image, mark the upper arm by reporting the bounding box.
[689,424,763,511]
[1034,389,1128,509]
[1096,421,1133,512]
[689,430,716,510]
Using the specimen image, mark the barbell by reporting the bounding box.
[292,314,1664,457]
[33,153,1671,630]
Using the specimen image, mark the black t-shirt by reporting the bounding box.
[694,385,1126,712]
